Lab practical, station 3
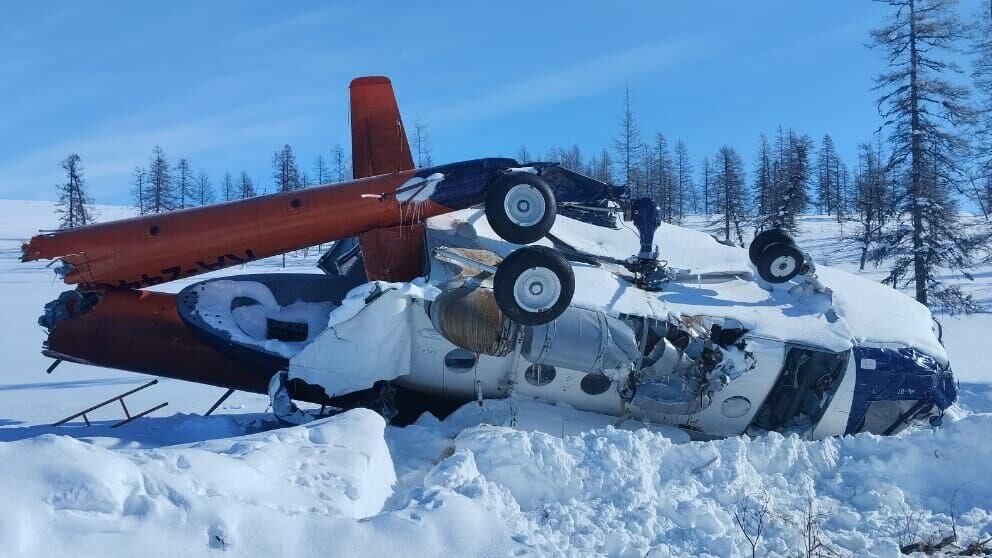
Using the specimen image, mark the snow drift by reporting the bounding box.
[2,399,991,557]
[439,405,992,556]
[0,409,399,555]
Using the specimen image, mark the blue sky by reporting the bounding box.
[0,0,983,204]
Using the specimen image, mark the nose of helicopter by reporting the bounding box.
[845,346,956,435]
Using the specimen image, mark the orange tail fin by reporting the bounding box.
[349,76,415,179]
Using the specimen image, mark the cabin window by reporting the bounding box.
[524,364,556,386]
[444,348,476,373]
[580,373,611,395]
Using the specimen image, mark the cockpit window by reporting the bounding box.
[751,347,848,431]
[856,400,926,435]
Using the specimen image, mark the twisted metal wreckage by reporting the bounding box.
[22,77,956,438]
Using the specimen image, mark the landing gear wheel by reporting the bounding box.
[485,173,556,244]
[494,245,574,325]
[756,242,804,284]
[749,228,793,265]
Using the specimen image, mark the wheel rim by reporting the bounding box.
[503,184,546,227]
[513,266,561,313]
[769,254,798,278]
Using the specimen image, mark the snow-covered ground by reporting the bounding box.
[1,200,990,557]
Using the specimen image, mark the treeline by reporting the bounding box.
[129,143,353,215]
[522,125,848,240]
[52,119,436,220]
[121,117,440,215]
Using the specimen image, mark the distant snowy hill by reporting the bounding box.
[0,199,135,240]
[0,200,990,556]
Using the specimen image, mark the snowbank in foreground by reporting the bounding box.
[0,409,401,555]
[433,410,992,557]
[1,400,991,556]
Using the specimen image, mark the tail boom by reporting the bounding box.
[23,173,451,289]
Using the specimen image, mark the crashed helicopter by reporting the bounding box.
[22,76,956,439]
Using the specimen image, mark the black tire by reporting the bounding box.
[485,173,556,244]
[749,228,793,265]
[494,246,574,325]
[756,241,804,284]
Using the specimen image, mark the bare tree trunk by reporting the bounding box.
[908,0,928,305]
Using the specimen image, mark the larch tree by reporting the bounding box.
[590,148,612,184]
[272,144,301,193]
[674,140,696,215]
[130,166,147,215]
[312,155,330,185]
[144,145,176,214]
[559,145,584,172]
[816,134,851,222]
[753,135,774,230]
[238,172,256,199]
[613,86,644,196]
[413,120,433,167]
[853,140,893,270]
[756,128,788,231]
[758,128,812,234]
[221,172,235,202]
[175,158,195,209]
[776,130,813,234]
[971,0,992,216]
[640,145,656,207]
[870,0,979,311]
[836,158,851,223]
[331,144,350,182]
[55,153,94,229]
[545,145,583,171]
[816,135,839,215]
[651,133,673,220]
[700,156,713,215]
[194,171,215,206]
[712,146,749,245]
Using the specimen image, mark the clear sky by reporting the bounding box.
[0,0,984,205]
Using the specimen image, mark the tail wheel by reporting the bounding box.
[485,173,556,244]
[494,245,574,325]
[749,228,793,265]
[756,241,804,284]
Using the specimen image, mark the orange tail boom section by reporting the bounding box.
[21,175,451,289]
[44,289,267,392]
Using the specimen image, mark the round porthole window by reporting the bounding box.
[720,396,752,418]
[579,374,611,395]
[524,364,556,386]
[444,348,476,373]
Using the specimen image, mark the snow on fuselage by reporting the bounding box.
[265,209,955,439]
